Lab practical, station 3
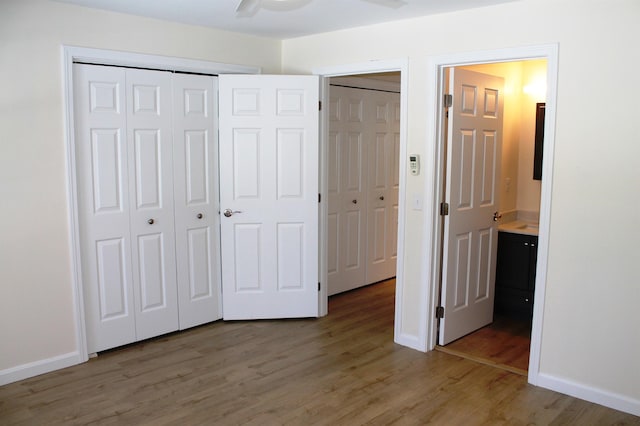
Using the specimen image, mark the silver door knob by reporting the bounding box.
[223,209,242,217]
[197,213,203,219]
[147,219,155,225]
[493,211,502,222]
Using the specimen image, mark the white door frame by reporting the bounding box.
[62,45,260,362]
[313,59,411,348]
[424,44,559,385]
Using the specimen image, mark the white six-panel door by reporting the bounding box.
[172,74,222,329]
[218,75,319,320]
[439,68,504,345]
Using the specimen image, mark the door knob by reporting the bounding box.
[379,196,385,201]
[197,213,203,219]
[223,209,243,217]
[352,199,358,204]
[493,211,502,222]
[147,218,155,225]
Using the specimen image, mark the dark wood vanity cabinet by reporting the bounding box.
[495,231,538,319]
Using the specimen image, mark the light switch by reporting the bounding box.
[412,193,423,210]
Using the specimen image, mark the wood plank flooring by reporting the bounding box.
[437,315,532,376]
[1,279,638,425]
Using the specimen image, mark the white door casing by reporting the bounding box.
[439,68,504,345]
[172,74,222,329]
[218,75,320,320]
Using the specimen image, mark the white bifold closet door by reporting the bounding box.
[327,84,400,296]
[365,90,400,285]
[172,74,222,330]
[74,64,221,353]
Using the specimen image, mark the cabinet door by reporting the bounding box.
[495,232,531,291]
[528,235,538,291]
[495,231,536,318]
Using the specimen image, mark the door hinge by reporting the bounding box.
[440,202,449,216]
[319,101,322,111]
[318,193,321,203]
[443,94,453,108]
[318,282,321,291]
[436,306,445,319]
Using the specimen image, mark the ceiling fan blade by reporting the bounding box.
[236,0,257,13]
[361,0,407,8]
[236,0,261,16]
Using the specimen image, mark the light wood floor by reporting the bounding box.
[437,315,532,376]
[1,280,638,425]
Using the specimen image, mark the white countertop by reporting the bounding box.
[498,220,539,236]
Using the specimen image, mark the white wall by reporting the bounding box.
[0,0,280,374]
[282,0,640,410]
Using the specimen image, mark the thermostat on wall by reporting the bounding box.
[409,154,420,175]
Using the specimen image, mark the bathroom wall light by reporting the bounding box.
[523,77,547,101]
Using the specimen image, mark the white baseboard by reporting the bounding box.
[0,352,84,386]
[537,373,640,417]
[394,332,425,352]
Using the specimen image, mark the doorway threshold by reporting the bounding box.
[435,344,527,377]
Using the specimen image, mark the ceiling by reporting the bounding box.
[53,0,520,39]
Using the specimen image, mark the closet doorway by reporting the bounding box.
[326,73,401,296]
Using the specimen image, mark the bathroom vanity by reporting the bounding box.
[495,222,538,319]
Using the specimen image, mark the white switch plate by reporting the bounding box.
[412,193,423,210]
